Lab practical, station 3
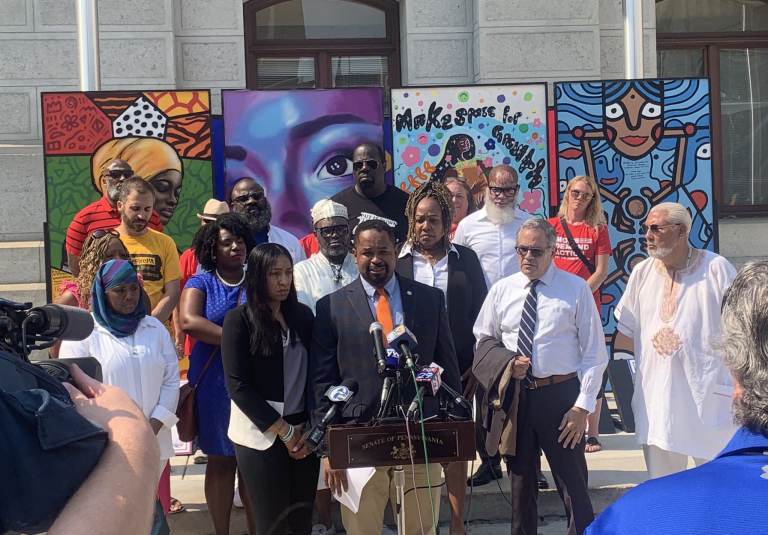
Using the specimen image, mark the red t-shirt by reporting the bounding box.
[548,217,612,310]
[179,247,199,357]
[65,197,163,257]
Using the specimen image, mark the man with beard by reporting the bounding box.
[115,176,180,323]
[452,164,529,487]
[331,143,409,245]
[612,202,737,479]
[294,199,358,314]
[309,218,461,535]
[228,177,304,262]
[65,158,163,276]
[453,164,528,289]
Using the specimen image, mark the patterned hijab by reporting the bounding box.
[92,259,147,338]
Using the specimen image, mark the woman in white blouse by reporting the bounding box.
[60,259,179,532]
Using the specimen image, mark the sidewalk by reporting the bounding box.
[168,432,648,534]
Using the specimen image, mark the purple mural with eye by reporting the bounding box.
[222,88,384,237]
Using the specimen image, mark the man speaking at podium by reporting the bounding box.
[310,218,461,535]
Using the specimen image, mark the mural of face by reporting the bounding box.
[150,170,183,225]
[604,87,663,160]
[224,89,384,237]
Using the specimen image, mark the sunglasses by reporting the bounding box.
[232,192,264,204]
[569,190,592,200]
[315,224,349,238]
[105,169,132,180]
[515,246,547,258]
[488,185,519,197]
[352,159,380,171]
[91,228,120,239]
[640,223,680,235]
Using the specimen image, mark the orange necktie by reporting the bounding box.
[375,287,394,338]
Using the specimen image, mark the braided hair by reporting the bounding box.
[77,232,127,307]
[405,180,454,254]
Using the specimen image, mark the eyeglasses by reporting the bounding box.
[91,228,120,239]
[315,224,349,238]
[231,192,264,204]
[105,169,132,180]
[640,223,680,235]
[515,246,547,258]
[569,190,593,200]
[488,185,519,198]
[352,159,380,171]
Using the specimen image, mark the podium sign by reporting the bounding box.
[327,420,475,469]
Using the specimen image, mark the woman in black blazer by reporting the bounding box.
[396,181,488,535]
[221,243,318,535]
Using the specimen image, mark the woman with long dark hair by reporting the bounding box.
[222,243,318,535]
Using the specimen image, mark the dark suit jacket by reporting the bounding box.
[396,244,488,374]
[309,274,461,426]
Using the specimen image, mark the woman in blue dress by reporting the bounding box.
[179,212,255,535]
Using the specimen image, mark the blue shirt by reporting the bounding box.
[586,427,768,535]
[360,274,404,327]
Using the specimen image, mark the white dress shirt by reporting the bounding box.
[452,206,528,287]
[269,224,306,263]
[293,252,358,313]
[398,242,460,299]
[473,264,608,412]
[60,316,180,460]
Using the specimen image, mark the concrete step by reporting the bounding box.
[0,282,47,307]
[0,241,45,285]
[168,433,647,534]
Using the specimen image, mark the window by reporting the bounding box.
[658,0,768,215]
[244,0,400,100]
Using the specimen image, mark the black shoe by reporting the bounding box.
[467,462,503,487]
[537,469,549,490]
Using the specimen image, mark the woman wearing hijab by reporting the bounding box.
[60,259,180,533]
[92,137,184,225]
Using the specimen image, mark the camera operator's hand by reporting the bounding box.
[51,364,159,535]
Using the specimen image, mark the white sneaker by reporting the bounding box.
[233,484,243,508]
[311,524,336,535]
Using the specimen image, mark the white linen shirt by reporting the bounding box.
[614,250,737,459]
[398,243,460,299]
[293,252,358,313]
[60,315,180,460]
[269,224,306,263]
[473,264,608,412]
[452,206,528,288]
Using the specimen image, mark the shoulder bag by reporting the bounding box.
[560,217,596,274]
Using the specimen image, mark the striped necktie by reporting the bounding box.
[517,279,540,359]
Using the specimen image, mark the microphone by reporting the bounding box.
[25,304,94,341]
[406,366,442,419]
[305,379,358,451]
[369,322,387,375]
[426,362,472,413]
[386,324,418,370]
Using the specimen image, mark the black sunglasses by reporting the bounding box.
[91,228,120,239]
[640,223,680,235]
[488,185,519,197]
[352,159,380,171]
[515,246,547,258]
[105,169,132,180]
[315,224,349,238]
[232,192,264,204]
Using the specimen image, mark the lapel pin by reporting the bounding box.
[406,290,412,296]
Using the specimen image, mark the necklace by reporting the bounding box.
[216,269,245,287]
[329,262,344,284]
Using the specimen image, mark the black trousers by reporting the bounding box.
[235,441,320,535]
[503,377,593,535]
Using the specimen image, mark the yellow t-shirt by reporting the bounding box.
[120,229,181,310]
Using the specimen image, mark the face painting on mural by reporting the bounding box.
[556,78,715,334]
[222,88,385,237]
[42,90,213,295]
[390,85,549,217]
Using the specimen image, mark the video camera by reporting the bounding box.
[0,297,107,533]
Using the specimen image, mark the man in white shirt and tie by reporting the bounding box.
[472,218,608,535]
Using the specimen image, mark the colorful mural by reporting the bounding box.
[222,88,384,237]
[555,78,715,339]
[391,84,550,217]
[42,90,213,296]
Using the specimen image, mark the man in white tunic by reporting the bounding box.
[613,202,736,479]
[294,199,358,314]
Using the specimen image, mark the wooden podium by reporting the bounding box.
[326,420,475,470]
